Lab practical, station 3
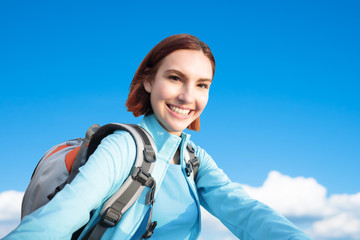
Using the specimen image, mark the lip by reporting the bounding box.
[166,104,193,119]
[167,104,193,111]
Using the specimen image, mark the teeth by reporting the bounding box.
[169,105,190,115]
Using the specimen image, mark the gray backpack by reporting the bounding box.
[21,123,200,239]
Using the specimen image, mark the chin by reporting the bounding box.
[166,123,189,134]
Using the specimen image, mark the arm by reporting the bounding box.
[5,131,136,240]
[195,146,312,240]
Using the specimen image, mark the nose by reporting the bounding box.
[177,85,194,104]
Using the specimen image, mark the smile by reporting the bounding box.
[168,105,191,116]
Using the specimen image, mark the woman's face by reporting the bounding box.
[144,49,213,136]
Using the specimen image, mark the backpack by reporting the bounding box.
[21,123,200,239]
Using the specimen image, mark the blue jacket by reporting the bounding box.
[5,114,311,240]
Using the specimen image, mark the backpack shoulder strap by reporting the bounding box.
[67,124,101,184]
[184,144,200,181]
[82,124,158,240]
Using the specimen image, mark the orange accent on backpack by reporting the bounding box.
[45,145,71,160]
[65,146,81,173]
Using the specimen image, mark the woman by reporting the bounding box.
[5,34,311,239]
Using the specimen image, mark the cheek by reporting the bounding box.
[150,82,174,108]
[197,93,209,111]
[156,83,178,101]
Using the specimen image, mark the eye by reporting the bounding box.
[198,83,209,89]
[168,75,180,81]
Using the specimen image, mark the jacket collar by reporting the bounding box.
[139,114,191,159]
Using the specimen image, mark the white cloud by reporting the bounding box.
[0,190,23,221]
[327,192,360,216]
[242,170,328,218]
[199,207,237,240]
[310,213,360,239]
[308,193,360,240]
[241,171,360,240]
[0,190,23,238]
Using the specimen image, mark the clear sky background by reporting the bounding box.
[0,1,359,239]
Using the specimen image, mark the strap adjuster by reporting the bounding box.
[145,181,156,205]
[141,221,157,239]
[101,207,122,227]
[143,145,156,163]
[187,144,195,153]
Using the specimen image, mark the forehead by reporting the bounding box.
[158,50,213,79]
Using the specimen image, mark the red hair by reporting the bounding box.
[126,34,215,131]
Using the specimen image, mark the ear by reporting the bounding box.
[143,78,152,93]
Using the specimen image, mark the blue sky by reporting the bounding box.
[0,1,359,239]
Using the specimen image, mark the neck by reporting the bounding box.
[170,148,180,165]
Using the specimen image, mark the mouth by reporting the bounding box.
[167,104,192,116]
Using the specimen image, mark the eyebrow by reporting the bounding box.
[164,69,212,82]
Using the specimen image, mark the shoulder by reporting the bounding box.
[88,129,137,188]
[98,129,137,166]
[187,139,231,187]
[187,139,205,154]
[101,129,136,149]
[187,140,219,172]
[94,127,139,160]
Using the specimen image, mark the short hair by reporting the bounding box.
[126,34,215,131]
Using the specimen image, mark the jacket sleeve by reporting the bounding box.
[4,130,136,240]
[194,145,312,240]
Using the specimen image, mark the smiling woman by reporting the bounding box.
[143,49,213,136]
[126,34,215,132]
[4,34,312,240]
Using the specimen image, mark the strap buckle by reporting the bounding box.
[185,163,193,177]
[141,221,157,239]
[131,167,156,205]
[101,207,122,227]
[185,156,200,177]
[131,167,152,186]
[190,156,200,168]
